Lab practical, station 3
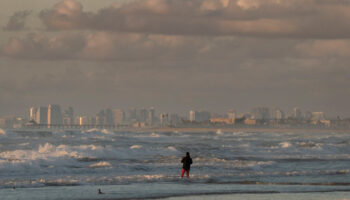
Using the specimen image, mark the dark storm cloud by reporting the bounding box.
[37,0,350,39]
[3,10,31,31]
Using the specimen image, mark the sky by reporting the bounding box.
[1,0,350,118]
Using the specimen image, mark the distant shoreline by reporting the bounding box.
[6,126,350,134]
[122,127,350,134]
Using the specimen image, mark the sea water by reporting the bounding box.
[0,128,350,199]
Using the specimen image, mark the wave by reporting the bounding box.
[1,129,350,198]
[130,145,142,149]
[0,142,181,175]
[280,142,292,148]
[89,161,112,168]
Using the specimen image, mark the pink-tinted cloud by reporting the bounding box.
[36,0,350,39]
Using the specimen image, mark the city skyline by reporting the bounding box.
[8,103,339,122]
[1,1,350,199]
[2,103,344,129]
[1,0,350,117]
[1,102,348,121]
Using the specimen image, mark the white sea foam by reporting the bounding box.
[101,129,113,135]
[85,128,100,133]
[167,146,177,152]
[130,145,142,149]
[150,133,160,137]
[216,129,223,135]
[280,142,292,148]
[89,161,111,168]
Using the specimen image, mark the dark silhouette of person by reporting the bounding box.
[181,152,193,178]
[98,188,103,194]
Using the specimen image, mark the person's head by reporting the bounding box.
[186,152,190,156]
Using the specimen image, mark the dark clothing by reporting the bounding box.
[181,156,193,170]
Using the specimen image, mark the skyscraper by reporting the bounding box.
[77,116,89,126]
[251,107,270,120]
[63,106,74,125]
[147,107,155,125]
[113,109,125,125]
[35,107,48,124]
[128,107,137,122]
[312,112,326,121]
[189,110,210,122]
[105,108,114,125]
[189,110,196,122]
[227,110,236,120]
[29,107,37,121]
[96,110,105,125]
[160,113,169,126]
[293,107,302,120]
[269,107,284,120]
[137,109,148,122]
[48,104,63,126]
[275,109,285,120]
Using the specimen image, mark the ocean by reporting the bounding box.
[0,128,350,199]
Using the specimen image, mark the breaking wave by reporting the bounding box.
[0,128,350,199]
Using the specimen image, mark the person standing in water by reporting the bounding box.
[181,152,193,178]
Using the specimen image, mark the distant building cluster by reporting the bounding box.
[29,105,71,127]
[0,105,349,129]
[24,105,168,128]
[189,107,335,128]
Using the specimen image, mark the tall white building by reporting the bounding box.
[160,113,169,126]
[29,107,37,121]
[113,109,125,125]
[189,110,210,122]
[48,104,63,126]
[76,116,89,126]
[189,110,196,122]
[312,112,326,121]
[35,107,48,124]
[293,107,302,120]
[63,106,74,125]
[227,110,236,120]
[269,107,284,120]
[275,109,284,120]
[147,107,155,125]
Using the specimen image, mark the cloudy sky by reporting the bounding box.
[1,0,350,117]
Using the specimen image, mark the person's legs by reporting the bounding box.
[186,170,190,178]
[181,168,185,178]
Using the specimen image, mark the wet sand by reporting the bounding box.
[122,127,350,134]
[160,192,350,200]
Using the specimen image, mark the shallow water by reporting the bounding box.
[0,128,350,199]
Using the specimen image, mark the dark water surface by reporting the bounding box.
[0,128,350,199]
